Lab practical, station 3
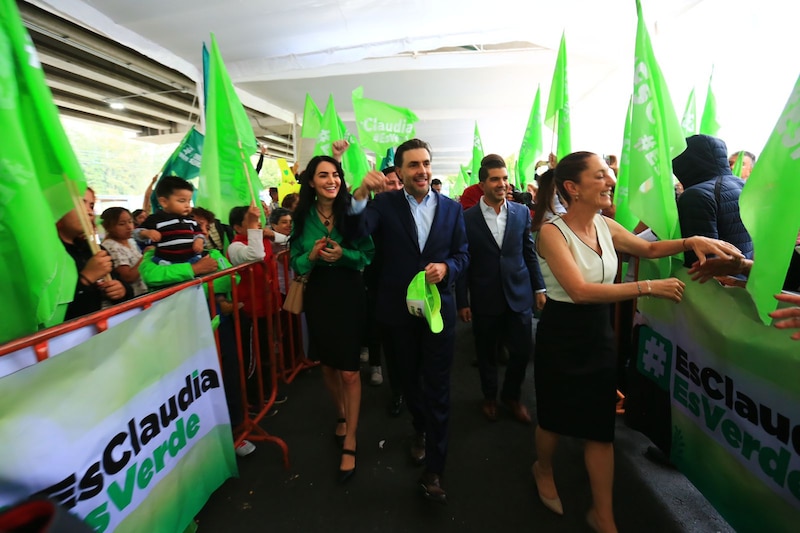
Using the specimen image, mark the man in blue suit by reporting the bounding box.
[456,154,546,425]
[361,139,469,504]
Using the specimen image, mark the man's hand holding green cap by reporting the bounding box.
[406,271,444,334]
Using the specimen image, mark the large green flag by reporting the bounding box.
[301,93,322,139]
[739,74,800,325]
[629,0,686,271]
[470,122,484,186]
[0,0,87,343]
[352,86,418,155]
[613,96,639,232]
[518,85,543,190]
[149,126,204,213]
[699,70,720,136]
[681,87,697,138]
[545,32,571,160]
[314,94,344,157]
[197,34,261,223]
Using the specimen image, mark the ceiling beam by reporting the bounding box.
[20,2,196,92]
[44,70,197,126]
[36,48,199,116]
[52,91,175,131]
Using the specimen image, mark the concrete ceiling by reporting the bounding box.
[23,0,798,176]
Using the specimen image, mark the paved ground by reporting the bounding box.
[196,321,733,532]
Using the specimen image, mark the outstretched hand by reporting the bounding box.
[354,170,387,200]
[686,236,743,265]
[769,293,800,340]
[687,257,748,283]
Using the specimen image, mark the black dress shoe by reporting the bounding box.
[409,432,426,465]
[419,471,446,504]
[388,395,404,417]
[338,449,356,484]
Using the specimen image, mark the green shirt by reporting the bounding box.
[139,249,236,296]
[290,213,374,275]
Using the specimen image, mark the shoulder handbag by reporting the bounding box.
[282,273,308,314]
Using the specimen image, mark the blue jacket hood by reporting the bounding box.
[672,134,732,189]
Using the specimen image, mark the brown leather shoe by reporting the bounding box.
[502,398,532,424]
[482,399,498,422]
[419,471,447,504]
[409,432,426,465]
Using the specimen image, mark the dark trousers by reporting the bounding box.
[383,319,455,475]
[366,287,402,397]
[217,316,245,427]
[472,306,532,401]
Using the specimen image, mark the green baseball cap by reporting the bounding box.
[406,271,443,334]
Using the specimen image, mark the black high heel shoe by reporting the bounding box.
[335,418,346,447]
[338,449,356,484]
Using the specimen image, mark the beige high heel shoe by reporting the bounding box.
[532,462,563,515]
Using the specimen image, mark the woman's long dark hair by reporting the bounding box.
[530,152,594,231]
[291,155,353,244]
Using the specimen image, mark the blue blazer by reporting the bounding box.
[456,200,545,315]
[364,190,469,327]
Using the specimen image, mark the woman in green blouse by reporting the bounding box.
[290,155,374,484]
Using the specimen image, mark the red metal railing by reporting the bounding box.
[0,257,313,470]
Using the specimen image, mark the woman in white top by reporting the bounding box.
[532,152,741,532]
[100,207,148,297]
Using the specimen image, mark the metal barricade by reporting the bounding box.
[0,261,297,469]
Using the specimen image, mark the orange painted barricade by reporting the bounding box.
[0,261,298,470]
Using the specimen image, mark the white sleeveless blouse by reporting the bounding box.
[539,214,617,303]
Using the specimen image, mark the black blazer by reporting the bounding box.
[364,190,469,327]
[456,200,545,315]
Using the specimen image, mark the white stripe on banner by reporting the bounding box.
[0,287,236,532]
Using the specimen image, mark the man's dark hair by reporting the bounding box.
[381,165,396,175]
[269,207,292,226]
[395,139,432,168]
[478,154,507,182]
[228,206,250,228]
[431,178,442,186]
[155,175,193,198]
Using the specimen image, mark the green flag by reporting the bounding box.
[150,126,204,213]
[628,0,686,271]
[699,69,720,136]
[379,147,395,171]
[613,96,639,232]
[470,122,484,186]
[518,85,543,190]
[739,74,800,325]
[681,87,697,138]
[352,86,418,155]
[545,32,572,160]
[453,165,469,198]
[301,93,322,139]
[314,94,344,157]
[731,150,746,178]
[0,0,87,342]
[197,34,261,224]
[337,111,370,190]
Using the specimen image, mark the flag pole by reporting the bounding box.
[65,178,110,282]
[549,109,558,157]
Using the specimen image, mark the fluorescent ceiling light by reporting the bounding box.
[109,101,125,110]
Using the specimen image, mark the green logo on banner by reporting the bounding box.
[637,325,672,390]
